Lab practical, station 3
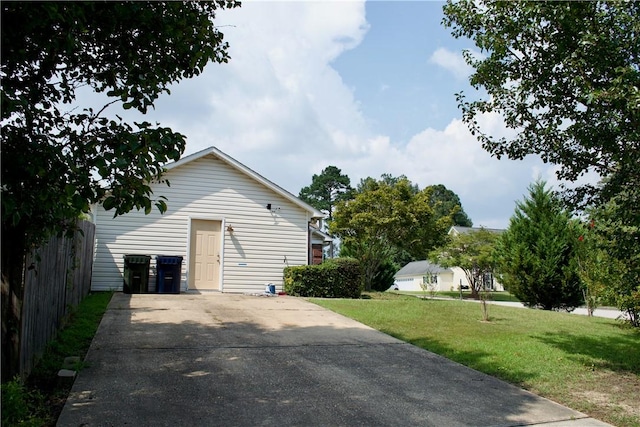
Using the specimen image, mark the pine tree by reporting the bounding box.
[495,181,584,310]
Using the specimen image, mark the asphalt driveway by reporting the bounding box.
[57,292,611,426]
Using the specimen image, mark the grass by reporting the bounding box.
[395,290,522,302]
[1,292,113,426]
[311,292,640,427]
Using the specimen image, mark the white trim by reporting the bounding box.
[219,218,225,292]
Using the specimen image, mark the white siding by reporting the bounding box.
[394,271,456,292]
[393,270,505,293]
[92,154,310,293]
[439,268,505,292]
[393,276,423,292]
[449,267,471,291]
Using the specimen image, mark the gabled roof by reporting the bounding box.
[395,260,451,277]
[449,226,505,236]
[166,146,324,219]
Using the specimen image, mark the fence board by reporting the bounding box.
[19,220,95,377]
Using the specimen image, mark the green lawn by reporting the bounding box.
[311,292,640,427]
[394,290,522,302]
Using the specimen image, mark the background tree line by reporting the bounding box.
[298,166,472,291]
[298,165,639,327]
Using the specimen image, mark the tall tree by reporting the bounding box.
[331,176,450,291]
[582,192,640,326]
[494,181,584,311]
[357,173,419,195]
[443,1,640,209]
[298,166,353,221]
[1,1,239,381]
[426,184,473,227]
[430,227,499,300]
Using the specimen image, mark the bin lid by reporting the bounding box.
[124,254,151,264]
[156,255,184,265]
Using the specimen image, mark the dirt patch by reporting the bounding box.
[570,371,640,425]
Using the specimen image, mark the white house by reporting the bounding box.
[394,260,504,292]
[393,227,507,292]
[91,146,325,294]
[393,260,471,292]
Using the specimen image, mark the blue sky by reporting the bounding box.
[87,1,586,229]
[333,1,474,138]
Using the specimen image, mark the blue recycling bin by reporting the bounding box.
[156,256,183,294]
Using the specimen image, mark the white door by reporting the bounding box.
[189,219,222,290]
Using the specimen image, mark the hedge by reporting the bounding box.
[283,258,363,298]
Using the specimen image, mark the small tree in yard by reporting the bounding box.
[494,181,584,311]
[575,220,612,316]
[430,228,499,321]
[420,270,438,300]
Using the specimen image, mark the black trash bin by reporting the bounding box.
[156,256,183,294]
[123,255,151,294]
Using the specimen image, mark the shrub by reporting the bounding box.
[284,258,363,298]
[1,377,47,426]
[370,256,398,292]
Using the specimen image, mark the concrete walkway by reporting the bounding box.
[57,293,612,426]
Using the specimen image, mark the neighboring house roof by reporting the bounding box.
[449,226,505,236]
[166,146,324,219]
[395,260,451,277]
[309,225,333,243]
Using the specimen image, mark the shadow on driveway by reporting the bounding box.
[57,293,610,426]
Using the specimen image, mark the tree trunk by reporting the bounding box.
[463,268,480,299]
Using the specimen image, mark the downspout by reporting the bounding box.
[307,221,312,265]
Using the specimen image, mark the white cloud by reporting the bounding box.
[152,2,562,229]
[155,1,371,156]
[429,47,476,80]
[71,2,571,230]
[324,112,559,229]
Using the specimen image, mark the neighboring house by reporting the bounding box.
[91,146,325,293]
[393,226,507,292]
[446,225,506,292]
[393,260,455,292]
[394,260,502,292]
[309,224,333,265]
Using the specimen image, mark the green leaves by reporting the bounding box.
[298,166,353,221]
[443,0,640,208]
[443,0,639,321]
[430,227,499,297]
[1,1,239,256]
[582,187,640,326]
[331,175,452,291]
[493,180,583,311]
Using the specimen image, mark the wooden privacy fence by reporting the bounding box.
[19,219,96,377]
